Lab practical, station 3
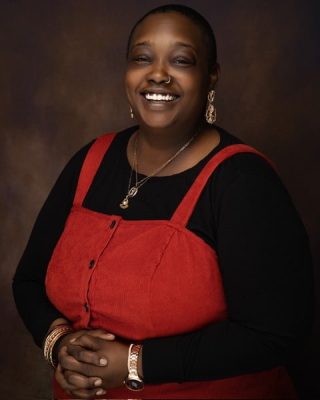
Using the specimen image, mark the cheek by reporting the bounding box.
[124,70,137,103]
[178,68,209,92]
[180,74,208,108]
[124,68,142,96]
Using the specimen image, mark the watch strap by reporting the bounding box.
[125,343,144,391]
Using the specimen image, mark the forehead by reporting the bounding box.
[130,12,205,52]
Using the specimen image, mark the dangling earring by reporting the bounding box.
[205,89,216,124]
[129,106,134,119]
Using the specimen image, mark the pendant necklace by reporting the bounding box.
[120,132,197,209]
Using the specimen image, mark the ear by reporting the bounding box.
[208,63,220,89]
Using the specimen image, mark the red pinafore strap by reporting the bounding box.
[171,144,274,226]
[73,133,274,226]
[73,133,117,206]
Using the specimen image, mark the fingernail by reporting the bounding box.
[105,333,115,339]
[99,357,107,366]
[70,337,76,343]
[94,378,102,386]
[96,389,106,395]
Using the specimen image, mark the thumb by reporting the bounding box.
[88,330,116,341]
[69,333,101,350]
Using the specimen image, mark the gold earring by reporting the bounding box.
[129,106,134,119]
[205,89,216,124]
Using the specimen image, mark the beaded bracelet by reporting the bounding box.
[43,324,73,368]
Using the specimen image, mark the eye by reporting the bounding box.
[130,55,152,64]
[172,57,195,66]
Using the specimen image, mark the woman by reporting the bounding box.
[13,4,313,399]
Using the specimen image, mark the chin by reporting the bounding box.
[138,112,178,130]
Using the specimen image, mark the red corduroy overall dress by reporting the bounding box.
[46,133,297,399]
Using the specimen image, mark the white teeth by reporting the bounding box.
[144,93,176,101]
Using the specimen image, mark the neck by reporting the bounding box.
[137,120,205,152]
[128,120,206,175]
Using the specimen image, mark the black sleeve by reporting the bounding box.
[142,155,314,383]
[12,143,91,347]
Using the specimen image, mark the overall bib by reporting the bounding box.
[46,133,297,399]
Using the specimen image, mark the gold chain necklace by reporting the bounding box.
[120,132,197,209]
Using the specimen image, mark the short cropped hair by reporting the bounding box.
[126,4,218,70]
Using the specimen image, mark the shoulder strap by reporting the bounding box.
[73,132,116,206]
[170,144,275,226]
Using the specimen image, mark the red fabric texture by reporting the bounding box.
[46,132,297,399]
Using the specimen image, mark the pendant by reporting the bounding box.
[120,197,129,209]
[119,186,139,209]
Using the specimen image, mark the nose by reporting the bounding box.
[146,61,170,85]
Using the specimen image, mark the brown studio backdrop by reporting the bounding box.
[1,0,319,398]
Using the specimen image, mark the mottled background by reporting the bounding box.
[1,0,319,398]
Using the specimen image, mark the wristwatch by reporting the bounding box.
[124,344,144,391]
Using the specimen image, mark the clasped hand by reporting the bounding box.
[55,329,128,399]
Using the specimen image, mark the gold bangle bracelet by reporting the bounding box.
[43,325,73,368]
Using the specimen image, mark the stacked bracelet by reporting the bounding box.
[43,324,73,368]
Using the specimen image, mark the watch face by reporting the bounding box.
[126,378,144,391]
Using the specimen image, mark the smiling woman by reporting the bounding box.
[12,4,313,400]
[125,10,217,134]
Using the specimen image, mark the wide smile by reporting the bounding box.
[140,90,180,105]
[143,92,179,102]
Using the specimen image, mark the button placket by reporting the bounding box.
[84,217,120,325]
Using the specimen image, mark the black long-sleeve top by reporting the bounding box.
[12,126,313,384]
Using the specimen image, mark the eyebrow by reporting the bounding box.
[131,40,197,52]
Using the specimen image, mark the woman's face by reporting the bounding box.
[125,12,218,131]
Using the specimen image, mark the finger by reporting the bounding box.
[57,344,68,361]
[64,370,103,389]
[67,343,108,367]
[70,387,107,399]
[60,350,84,372]
[69,333,103,351]
[58,345,80,370]
[55,364,77,394]
[60,345,105,378]
[86,329,116,341]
